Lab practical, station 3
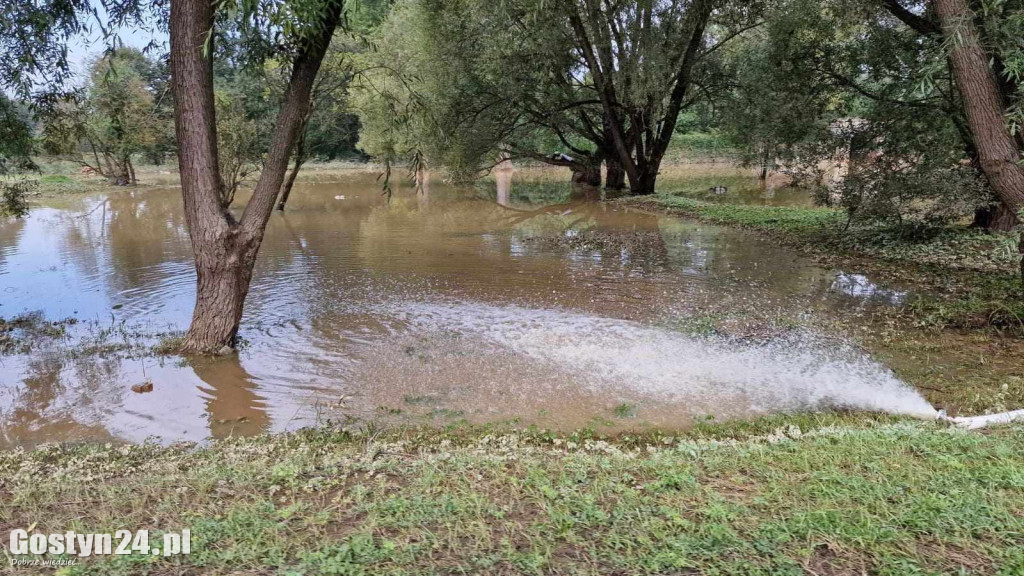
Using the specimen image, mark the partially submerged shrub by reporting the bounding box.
[0,179,33,217]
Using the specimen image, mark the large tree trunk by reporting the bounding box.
[605,157,626,189]
[572,162,601,186]
[935,0,1024,221]
[188,237,253,352]
[566,0,711,197]
[972,201,1018,232]
[881,0,1020,231]
[633,171,658,196]
[170,0,342,353]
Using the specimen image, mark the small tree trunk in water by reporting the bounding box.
[935,0,1024,223]
[276,114,311,212]
[276,160,304,211]
[605,157,626,189]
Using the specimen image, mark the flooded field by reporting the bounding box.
[0,168,933,447]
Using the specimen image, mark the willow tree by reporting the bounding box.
[561,0,710,194]
[170,0,345,352]
[0,95,35,217]
[40,49,162,185]
[931,0,1024,233]
[3,0,348,352]
[356,0,757,194]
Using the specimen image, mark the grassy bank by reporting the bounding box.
[4,159,379,200]
[1,416,1022,575]
[625,194,1024,333]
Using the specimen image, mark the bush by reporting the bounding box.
[0,180,32,217]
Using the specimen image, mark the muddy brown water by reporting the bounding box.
[0,169,934,447]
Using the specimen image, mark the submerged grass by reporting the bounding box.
[0,416,1021,575]
[639,195,1018,273]
[627,194,1024,335]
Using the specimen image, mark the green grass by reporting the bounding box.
[651,194,840,234]
[1,416,1021,575]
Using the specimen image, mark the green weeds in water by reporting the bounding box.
[0,313,76,354]
[612,403,638,418]
[428,408,465,419]
[659,314,722,337]
[403,394,439,406]
[633,194,1024,335]
[151,334,186,355]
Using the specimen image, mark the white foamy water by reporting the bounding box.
[390,302,938,419]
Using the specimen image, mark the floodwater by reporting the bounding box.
[0,168,934,447]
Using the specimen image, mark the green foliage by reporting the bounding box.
[716,17,835,178]
[670,131,732,155]
[0,94,36,173]
[654,194,842,234]
[355,0,760,186]
[0,179,33,217]
[214,74,275,203]
[352,0,522,181]
[0,0,117,98]
[715,0,1019,226]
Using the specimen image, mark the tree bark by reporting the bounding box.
[605,157,626,189]
[572,162,601,186]
[170,0,343,353]
[935,0,1024,220]
[880,0,1020,230]
[972,202,1018,231]
[277,107,316,211]
[634,172,658,196]
[171,0,242,353]
[277,156,305,211]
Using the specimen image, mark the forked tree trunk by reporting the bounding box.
[935,0,1024,221]
[276,159,304,211]
[171,0,243,352]
[170,0,343,353]
[277,152,305,212]
[566,0,711,198]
